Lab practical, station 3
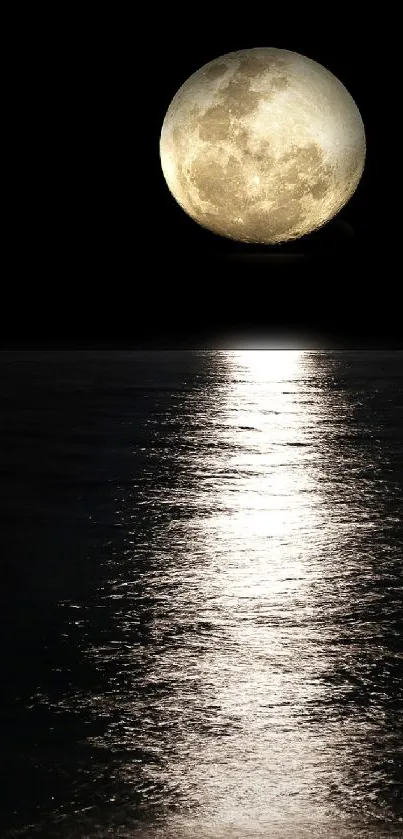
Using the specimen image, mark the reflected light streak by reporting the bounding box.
[157,350,337,835]
[211,349,320,542]
[232,348,304,378]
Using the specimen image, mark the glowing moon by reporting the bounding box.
[160,48,366,244]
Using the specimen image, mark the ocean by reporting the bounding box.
[1,350,402,838]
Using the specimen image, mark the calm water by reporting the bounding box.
[1,350,402,838]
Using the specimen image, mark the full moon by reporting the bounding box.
[160,48,366,244]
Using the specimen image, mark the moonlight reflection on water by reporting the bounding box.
[1,350,402,838]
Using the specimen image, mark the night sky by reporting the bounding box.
[9,15,399,349]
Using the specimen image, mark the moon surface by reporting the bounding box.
[160,48,366,244]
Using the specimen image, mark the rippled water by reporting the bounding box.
[1,350,402,838]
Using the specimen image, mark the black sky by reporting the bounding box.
[9,14,399,348]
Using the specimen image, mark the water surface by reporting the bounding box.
[1,350,402,837]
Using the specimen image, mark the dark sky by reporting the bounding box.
[9,14,399,348]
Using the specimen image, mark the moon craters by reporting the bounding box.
[160,48,366,244]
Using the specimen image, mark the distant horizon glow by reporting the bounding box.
[211,331,333,351]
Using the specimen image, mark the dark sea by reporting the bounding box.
[1,350,402,838]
